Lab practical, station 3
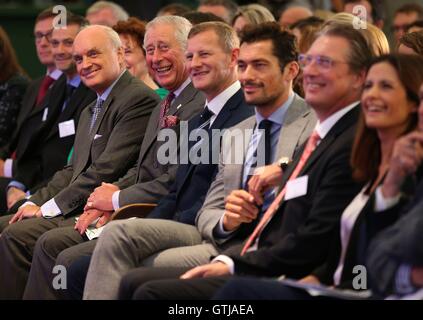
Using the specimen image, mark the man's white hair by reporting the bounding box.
[86,1,129,21]
[145,15,192,51]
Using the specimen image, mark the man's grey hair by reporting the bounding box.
[86,1,129,21]
[145,15,192,50]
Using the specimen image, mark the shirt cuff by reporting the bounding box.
[395,264,416,295]
[4,159,13,178]
[20,201,36,208]
[112,190,121,211]
[40,198,62,218]
[7,181,26,192]
[212,255,235,275]
[374,186,401,212]
[213,215,236,239]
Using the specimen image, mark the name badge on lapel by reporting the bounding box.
[285,175,308,201]
[42,108,48,122]
[59,119,76,138]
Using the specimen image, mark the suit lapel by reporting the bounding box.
[300,106,359,176]
[45,84,94,140]
[279,106,359,189]
[140,82,199,164]
[224,116,256,194]
[179,89,244,190]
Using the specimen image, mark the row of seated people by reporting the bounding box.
[0,6,423,300]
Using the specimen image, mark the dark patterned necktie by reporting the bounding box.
[159,92,175,128]
[90,98,104,132]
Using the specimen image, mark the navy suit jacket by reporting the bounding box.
[148,88,254,225]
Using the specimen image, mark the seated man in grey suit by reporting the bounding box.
[21,16,205,300]
[81,22,316,300]
[0,25,160,299]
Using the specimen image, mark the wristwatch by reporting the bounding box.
[277,157,290,171]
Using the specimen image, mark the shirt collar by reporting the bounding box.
[315,101,359,139]
[97,70,125,102]
[48,69,63,80]
[205,81,241,117]
[255,91,295,127]
[67,74,81,88]
[172,77,191,98]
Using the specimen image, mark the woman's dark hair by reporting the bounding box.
[351,54,423,182]
[0,26,26,82]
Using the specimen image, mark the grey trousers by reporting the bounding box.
[83,218,219,300]
[0,215,75,299]
[23,226,97,300]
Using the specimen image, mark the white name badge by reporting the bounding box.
[285,175,308,201]
[59,119,76,138]
[42,108,48,122]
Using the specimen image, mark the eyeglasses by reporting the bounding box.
[34,30,53,43]
[298,54,348,70]
[50,38,74,48]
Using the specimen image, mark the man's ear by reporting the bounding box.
[229,48,240,68]
[352,69,367,90]
[284,61,300,81]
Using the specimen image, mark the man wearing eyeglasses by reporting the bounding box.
[0,8,64,213]
[113,24,370,301]
[3,13,97,214]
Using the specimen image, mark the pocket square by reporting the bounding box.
[161,115,180,128]
[94,134,102,140]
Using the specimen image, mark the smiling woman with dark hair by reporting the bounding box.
[0,26,29,147]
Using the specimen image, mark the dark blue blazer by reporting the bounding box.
[148,88,254,225]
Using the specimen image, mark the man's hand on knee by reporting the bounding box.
[9,204,41,224]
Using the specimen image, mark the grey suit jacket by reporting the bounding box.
[116,81,205,206]
[196,94,317,246]
[29,71,160,216]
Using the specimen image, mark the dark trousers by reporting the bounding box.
[66,255,92,300]
[0,177,11,215]
[117,266,231,300]
[212,278,334,300]
[0,214,93,299]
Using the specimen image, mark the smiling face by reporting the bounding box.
[238,40,294,112]
[34,17,54,68]
[302,35,364,121]
[51,24,80,75]
[186,29,237,101]
[144,23,188,91]
[120,34,147,80]
[362,62,417,136]
[73,27,124,94]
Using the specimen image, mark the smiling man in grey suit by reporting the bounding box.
[0,24,159,299]
[20,16,205,300]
